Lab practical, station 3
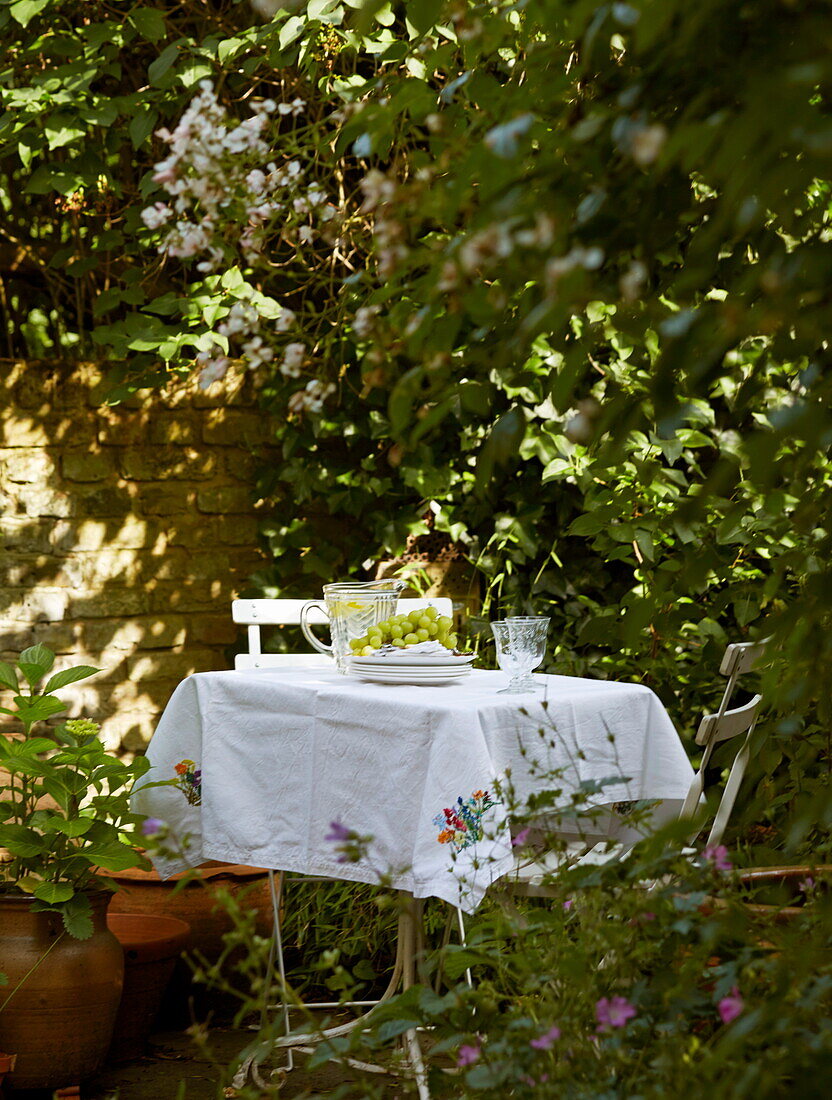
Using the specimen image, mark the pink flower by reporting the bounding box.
[457,1043,481,1067]
[512,827,531,847]
[703,844,733,873]
[799,876,815,894]
[530,1025,561,1050]
[596,995,637,1032]
[718,987,743,1025]
[563,898,574,911]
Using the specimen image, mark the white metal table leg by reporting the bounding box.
[233,887,431,1096]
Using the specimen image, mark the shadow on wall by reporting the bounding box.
[0,360,271,754]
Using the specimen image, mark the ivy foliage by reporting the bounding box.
[1,1,831,848]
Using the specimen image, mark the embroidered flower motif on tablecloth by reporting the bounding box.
[433,789,500,853]
[173,758,202,806]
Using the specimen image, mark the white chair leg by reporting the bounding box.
[268,869,294,1072]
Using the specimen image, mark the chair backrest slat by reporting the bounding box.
[695,694,762,746]
[719,639,768,678]
[231,596,455,670]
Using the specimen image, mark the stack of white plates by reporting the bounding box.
[349,650,474,685]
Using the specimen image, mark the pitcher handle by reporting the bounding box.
[300,601,332,656]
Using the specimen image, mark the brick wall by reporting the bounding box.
[0,360,270,752]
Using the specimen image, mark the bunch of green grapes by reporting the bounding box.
[349,606,458,655]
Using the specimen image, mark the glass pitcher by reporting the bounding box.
[300,579,406,673]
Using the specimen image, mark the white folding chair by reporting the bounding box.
[505,639,767,892]
[230,595,452,1096]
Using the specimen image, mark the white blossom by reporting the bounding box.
[243,335,275,370]
[275,307,296,332]
[353,305,380,339]
[631,123,667,167]
[277,97,306,117]
[280,341,306,377]
[140,202,172,230]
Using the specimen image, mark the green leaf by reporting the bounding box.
[43,665,100,695]
[279,15,305,49]
[52,817,94,838]
[33,880,75,904]
[407,0,443,33]
[128,109,158,149]
[13,695,67,725]
[18,644,55,684]
[81,840,145,871]
[148,42,180,85]
[129,6,168,42]
[217,36,246,65]
[376,1017,420,1041]
[0,661,18,691]
[0,824,44,858]
[9,0,51,28]
[475,407,527,493]
[61,893,93,940]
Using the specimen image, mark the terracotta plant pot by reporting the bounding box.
[0,1051,16,1086]
[102,862,275,1024]
[106,913,191,1063]
[0,891,123,1091]
[104,862,274,958]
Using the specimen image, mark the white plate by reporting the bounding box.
[351,667,471,685]
[351,651,474,667]
[350,662,471,675]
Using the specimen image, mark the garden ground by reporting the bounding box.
[86,1017,372,1099]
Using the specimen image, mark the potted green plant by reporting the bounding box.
[0,643,150,1091]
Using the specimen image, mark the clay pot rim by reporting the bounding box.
[100,861,270,883]
[0,887,113,909]
[107,913,191,964]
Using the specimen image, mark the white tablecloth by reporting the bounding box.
[133,667,693,912]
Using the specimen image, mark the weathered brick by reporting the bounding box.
[3,362,59,409]
[96,411,150,446]
[213,515,260,545]
[70,589,151,618]
[128,649,221,681]
[17,487,75,518]
[118,720,154,752]
[74,486,132,519]
[0,416,52,447]
[149,415,198,445]
[31,620,78,653]
[0,554,84,589]
[191,615,238,645]
[0,519,52,555]
[50,517,166,551]
[137,486,196,516]
[223,450,259,481]
[0,625,36,652]
[197,484,253,515]
[191,372,252,408]
[0,589,69,621]
[78,548,179,587]
[0,448,57,483]
[147,580,224,613]
[164,517,214,546]
[119,447,216,481]
[202,409,269,447]
[62,450,115,482]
